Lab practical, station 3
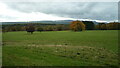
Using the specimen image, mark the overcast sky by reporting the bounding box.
[0,1,118,22]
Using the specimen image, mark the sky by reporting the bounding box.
[0,1,118,22]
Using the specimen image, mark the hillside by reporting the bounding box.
[1,20,100,25]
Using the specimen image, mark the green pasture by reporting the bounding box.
[2,30,118,66]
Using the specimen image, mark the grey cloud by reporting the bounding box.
[5,2,118,21]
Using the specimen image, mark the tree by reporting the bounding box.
[82,21,95,30]
[101,24,107,30]
[21,26,26,31]
[54,25,63,31]
[44,25,53,31]
[26,24,35,34]
[95,22,120,30]
[95,23,106,30]
[37,27,43,32]
[70,20,85,31]
[106,22,120,30]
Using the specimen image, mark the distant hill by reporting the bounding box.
[1,20,101,25]
[1,20,73,25]
[30,20,74,24]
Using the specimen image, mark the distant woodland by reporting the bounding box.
[2,21,120,32]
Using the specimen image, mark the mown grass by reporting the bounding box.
[2,30,118,66]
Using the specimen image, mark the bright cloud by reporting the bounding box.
[0,2,75,22]
[0,2,118,22]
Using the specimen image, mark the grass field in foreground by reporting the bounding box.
[2,30,118,66]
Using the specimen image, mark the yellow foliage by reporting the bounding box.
[70,20,86,31]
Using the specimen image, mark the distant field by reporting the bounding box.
[2,30,118,66]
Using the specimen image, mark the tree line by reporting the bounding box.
[95,22,120,30]
[2,21,120,33]
[70,21,120,31]
[2,23,70,33]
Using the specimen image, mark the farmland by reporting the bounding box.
[2,30,118,66]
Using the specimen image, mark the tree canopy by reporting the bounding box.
[26,24,35,34]
[70,20,86,31]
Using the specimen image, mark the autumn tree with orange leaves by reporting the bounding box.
[70,20,86,31]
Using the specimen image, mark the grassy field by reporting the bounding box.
[0,32,2,66]
[2,30,118,66]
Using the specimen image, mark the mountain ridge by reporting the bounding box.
[1,19,109,25]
